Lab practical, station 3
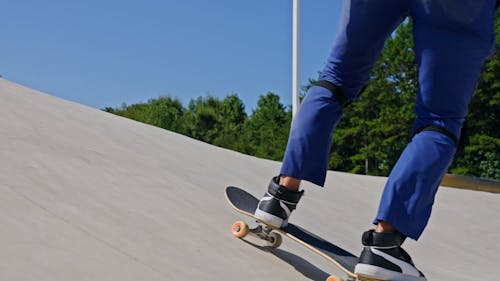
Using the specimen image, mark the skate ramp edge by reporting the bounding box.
[441,173,500,193]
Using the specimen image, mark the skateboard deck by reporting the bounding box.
[225,186,367,281]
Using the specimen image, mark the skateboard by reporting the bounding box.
[225,186,378,281]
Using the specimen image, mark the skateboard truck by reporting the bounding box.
[231,220,283,248]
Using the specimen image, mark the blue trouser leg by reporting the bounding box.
[375,0,496,240]
[281,0,496,240]
[320,0,408,99]
[280,86,343,186]
[375,132,456,239]
[280,0,408,186]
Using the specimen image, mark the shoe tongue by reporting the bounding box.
[362,230,405,247]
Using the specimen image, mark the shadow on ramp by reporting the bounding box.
[241,239,331,281]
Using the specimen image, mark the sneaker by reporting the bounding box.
[354,230,426,281]
[254,176,304,228]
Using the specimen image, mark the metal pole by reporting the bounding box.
[292,0,300,118]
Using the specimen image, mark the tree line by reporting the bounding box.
[104,19,499,180]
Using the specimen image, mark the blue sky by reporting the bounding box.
[1,0,342,113]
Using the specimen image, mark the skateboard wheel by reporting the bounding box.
[325,276,343,281]
[231,221,249,238]
[266,232,282,248]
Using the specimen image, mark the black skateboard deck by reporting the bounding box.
[225,186,363,281]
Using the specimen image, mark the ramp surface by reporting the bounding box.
[0,78,499,280]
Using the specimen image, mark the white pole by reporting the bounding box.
[292,0,300,118]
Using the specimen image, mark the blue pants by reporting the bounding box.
[280,0,496,240]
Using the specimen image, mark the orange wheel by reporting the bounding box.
[231,221,249,238]
[325,276,344,281]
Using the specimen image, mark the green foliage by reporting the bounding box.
[105,96,185,134]
[146,97,184,132]
[451,135,500,179]
[212,94,248,152]
[246,93,291,160]
[183,96,222,143]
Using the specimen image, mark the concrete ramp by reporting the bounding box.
[0,78,498,280]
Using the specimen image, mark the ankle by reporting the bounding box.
[278,175,301,191]
[375,221,396,233]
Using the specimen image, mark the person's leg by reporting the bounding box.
[256,0,409,228]
[255,0,409,229]
[355,2,496,281]
[279,0,409,189]
[375,0,496,241]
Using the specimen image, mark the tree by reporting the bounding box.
[103,96,185,133]
[212,94,248,152]
[182,96,222,143]
[145,97,184,133]
[246,93,291,160]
